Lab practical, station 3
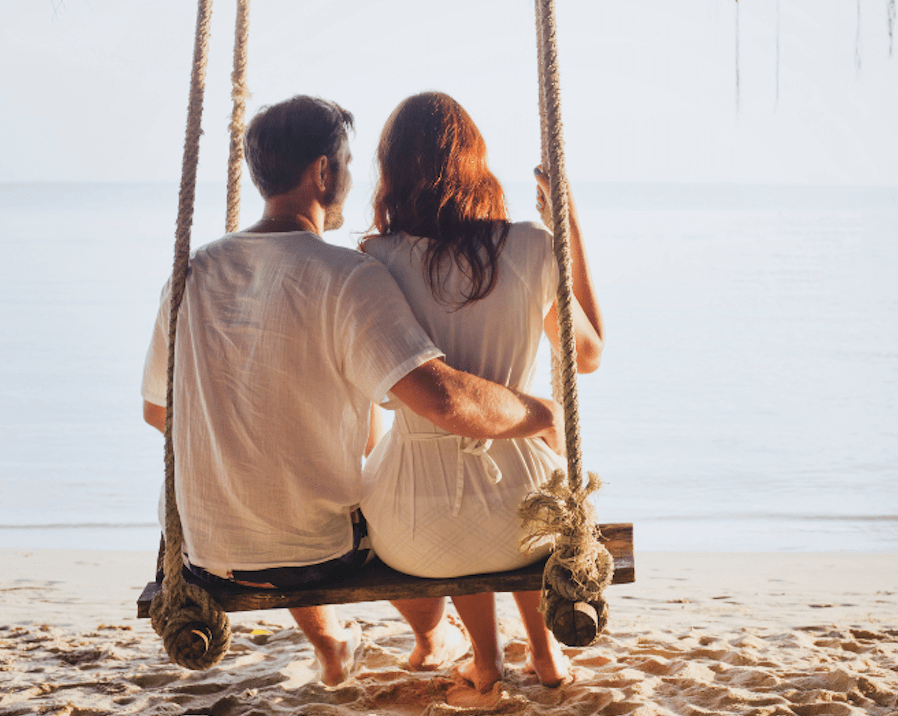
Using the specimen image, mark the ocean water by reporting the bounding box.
[0,181,896,553]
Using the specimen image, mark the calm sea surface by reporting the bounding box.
[1,182,896,552]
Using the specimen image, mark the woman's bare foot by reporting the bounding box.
[314,621,361,686]
[454,655,504,693]
[512,590,571,687]
[525,642,571,687]
[408,614,470,671]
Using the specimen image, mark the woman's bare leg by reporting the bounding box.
[391,597,469,670]
[512,590,569,687]
[289,605,359,686]
[450,593,503,692]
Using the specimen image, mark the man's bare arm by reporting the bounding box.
[390,359,564,454]
[143,400,165,434]
[144,363,564,454]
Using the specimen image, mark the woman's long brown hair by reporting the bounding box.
[366,92,510,307]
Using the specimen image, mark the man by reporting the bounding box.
[141,95,562,685]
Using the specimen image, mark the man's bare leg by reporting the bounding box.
[451,593,503,692]
[289,605,359,686]
[390,597,469,670]
[512,590,569,687]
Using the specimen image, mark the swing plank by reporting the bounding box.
[137,523,633,617]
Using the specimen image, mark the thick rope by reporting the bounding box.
[537,0,583,491]
[521,0,614,647]
[152,0,231,670]
[225,0,251,233]
[535,2,564,404]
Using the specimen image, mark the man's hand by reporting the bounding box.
[535,396,565,456]
[143,400,165,434]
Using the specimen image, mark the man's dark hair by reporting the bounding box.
[244,96,354,198]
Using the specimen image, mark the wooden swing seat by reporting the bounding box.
[137,523,632,617]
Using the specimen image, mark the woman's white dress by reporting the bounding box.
[360,221,564,578]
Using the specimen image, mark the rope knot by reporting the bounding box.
[519,467,614,646]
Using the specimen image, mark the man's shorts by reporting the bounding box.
[186,510,373,591]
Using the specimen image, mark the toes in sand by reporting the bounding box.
[316,621,362,686]
[453,657,504,693]
[408,615,470,671]
[526,646,572,688]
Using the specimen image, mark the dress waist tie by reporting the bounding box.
[395,416,502,517]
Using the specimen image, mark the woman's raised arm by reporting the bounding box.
[535,166,605,373]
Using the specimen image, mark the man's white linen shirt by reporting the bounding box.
[141,230,443,573]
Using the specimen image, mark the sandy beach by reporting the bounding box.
[1,550,896,715]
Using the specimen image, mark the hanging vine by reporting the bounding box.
[725,0,898,109]
[735,0,740,111]
[889,0,896,56]
[773,0,780,111]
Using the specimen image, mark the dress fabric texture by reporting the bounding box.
[360,221,564,578]
[141,230,441,573]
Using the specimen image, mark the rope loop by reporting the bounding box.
[150,582,231,670]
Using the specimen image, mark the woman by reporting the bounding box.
[360,92,604,692]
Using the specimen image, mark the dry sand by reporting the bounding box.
[1,549,896,715]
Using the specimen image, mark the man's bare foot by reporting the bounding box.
[525,643,571,687]
[314,621,361,686]
[408,615,470,671]
[453,656,504,693]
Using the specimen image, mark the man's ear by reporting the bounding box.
[315,155,329,193]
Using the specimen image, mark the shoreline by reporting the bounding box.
[1,516,895,553]
[2,549,896,714]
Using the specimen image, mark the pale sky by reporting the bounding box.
[3,0,897,186]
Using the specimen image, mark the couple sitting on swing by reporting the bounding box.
[141,92,603,691]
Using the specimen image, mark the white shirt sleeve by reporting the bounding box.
[141,278,172,407]
[334,259,443,405]
[537,224,559,315]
